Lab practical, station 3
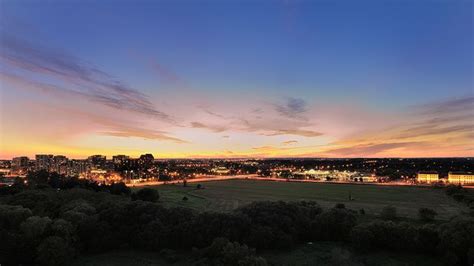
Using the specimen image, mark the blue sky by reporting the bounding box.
[0,0,472,158]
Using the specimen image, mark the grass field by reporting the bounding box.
[143,179,465,219]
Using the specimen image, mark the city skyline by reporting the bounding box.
[1,1,473,159]
[3,153,474,161]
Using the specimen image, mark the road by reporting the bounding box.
[126,175,444,188]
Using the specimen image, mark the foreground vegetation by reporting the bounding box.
[0,171,473,265]
[74,242,444,266]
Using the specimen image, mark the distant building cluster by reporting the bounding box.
[448,172,474,185]
[0,153,159,185]
[273,168,379,183]
[416,171,440,183]
[0,156,472,187]
[417,171,474,185]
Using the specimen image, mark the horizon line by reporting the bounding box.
[1,155,473,161]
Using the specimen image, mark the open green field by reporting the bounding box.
[143,180,465,219]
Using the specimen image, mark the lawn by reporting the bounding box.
[143,179,465,219]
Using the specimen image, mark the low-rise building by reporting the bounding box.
[36,154,53,171]
[360,176,378,182]
[417,171,439,183]
[212,167,230,175]
[0,168,11,176]
[12,156,29,175]
[448,172,474,185]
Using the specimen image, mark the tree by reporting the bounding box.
[20,216,52,240]
[311,208,357,241]
[350,221,417,252]
[109,182,131,195]
[195,237,267,266]
[131,188,160,202]
[237,201,322,248]
[418,208,437,222]
[50,219,75,242]
[36,236,75,266]
[27,170,50,186]
[0,204,32,229]
[351,224,376,251]
[415,224,439,253]
[438,216,474,265]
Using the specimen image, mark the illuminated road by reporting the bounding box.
[126,175,439,188]
[127,175,257,187]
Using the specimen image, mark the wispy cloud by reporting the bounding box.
[188,100,323,138]
[323,96,474,157]
[396,95,474,140]
[49,105,188,144]
[282,140,298,145]
[397,124,473,139]
[197,105,236,120]
[252,146,275,151]
[413,96,474,116]
[325,142,423,157]
[263,129,323,137]
[0,34,171,121]
[274,97,308,119]
[130,50,187,90]
[190,121,228,133]
[101,127,188,144]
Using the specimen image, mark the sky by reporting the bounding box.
[0,0,472,159]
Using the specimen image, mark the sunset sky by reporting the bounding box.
[0,0,473,159]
